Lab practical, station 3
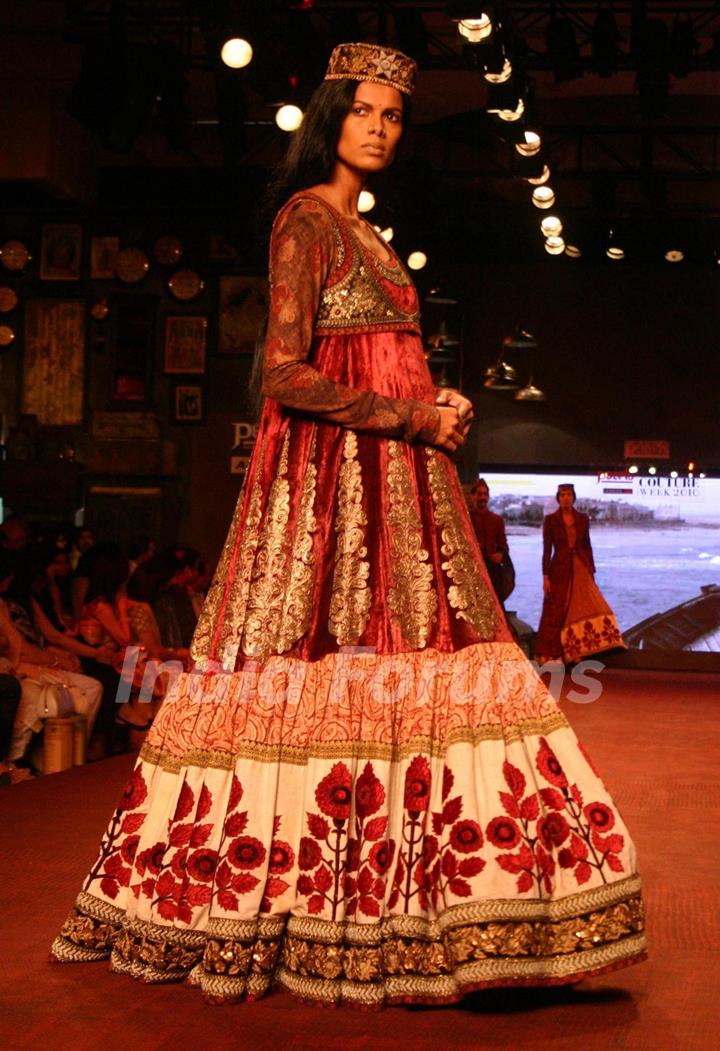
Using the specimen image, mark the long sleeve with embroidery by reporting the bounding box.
[262,199,440,444]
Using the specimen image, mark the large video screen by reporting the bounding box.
[479,471,720,656]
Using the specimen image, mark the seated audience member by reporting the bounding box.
[8,549,117,759]
[69,526,95,572]
[80,544,180,738]
[0,516,30,553]
[0,633,29,784]
[127,534,155,576]
[126,559,191,666]
[0,553,102,768]
[149,547,200,650]
[45,546,74,629]
[188,555,211,620]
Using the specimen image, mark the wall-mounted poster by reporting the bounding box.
[218,276,267,354]
[164,315,207,374]
[40,224,82,281]
[90,236,119,279]
[22,300,85,424]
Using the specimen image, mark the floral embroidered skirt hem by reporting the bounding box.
[51,642,646,1007]
[560,557,626,664]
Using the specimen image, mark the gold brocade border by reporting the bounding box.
[328,431,371,645]
[426,449,497,640]
[386,440,438,649]
[277,432,318,653]
[139,710,570,772]
[241,431,291,661]
[54,882,645,1004]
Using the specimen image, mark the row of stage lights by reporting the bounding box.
[447,9,576,258]
[454,12,706,264]
[625,463,706,478]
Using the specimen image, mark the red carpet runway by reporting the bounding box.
[1,669,718,1051]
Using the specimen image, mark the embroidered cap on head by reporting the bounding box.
[324,42,417,97]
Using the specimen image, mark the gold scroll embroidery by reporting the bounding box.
[292,196,419,334]
[328,431,371,645]
[276,432,318,653]
[426,449,496,639]
[191,436,266,671]
[386,441,437,648]
[241,432,292,661]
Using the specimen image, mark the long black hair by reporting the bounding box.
[263,79,359,222]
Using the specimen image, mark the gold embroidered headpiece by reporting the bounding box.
[324,42,417,97]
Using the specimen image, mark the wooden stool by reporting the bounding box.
[43,717,75,774]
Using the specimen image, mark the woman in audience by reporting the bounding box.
[0,552,103,767]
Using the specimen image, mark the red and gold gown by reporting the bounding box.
[52,194,646,1007]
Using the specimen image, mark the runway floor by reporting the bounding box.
[1,668,718,1051]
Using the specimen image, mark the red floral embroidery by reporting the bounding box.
[269,840,295,875]
[315,763,353,820]
[83,767,149,900]
[227,836,266,870]
[118,768,148,812]
[404,755,431,813]
[388,759,486,913]
[487,748,625,894]
[485,817,521,850]
[535,738,568,789]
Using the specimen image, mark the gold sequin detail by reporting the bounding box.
[426,449,496,639]
[292,196,420,334]
[386,441,437,648]
[328,431,371,645]
[191,438,266,671]
[241,432,291,661]
[276,432,318,653]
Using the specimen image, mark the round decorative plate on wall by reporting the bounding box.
[0,240,31,272]
[153,235,183,265]
[0,287,18,312]
[0,325,16,347]
[115,247,150,283]
[167,268,205,302]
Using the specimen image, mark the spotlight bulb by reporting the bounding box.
[221,37,253,69]
[458,16,493,44]
[532,185,555,209]
[407,251,427,270]
[526,166,551,186]
[544,236,565,255]
[358,190,375,213]
[540,216,563,237]
[380,227,394,242]
[275,104,303,132]
[665,249,684,263]
[607,246,625,260]
[484,58,513,84]
[516,130,541,156]
[564,244,582,258]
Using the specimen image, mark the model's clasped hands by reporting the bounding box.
[434,388,474,452]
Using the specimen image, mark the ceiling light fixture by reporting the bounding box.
[221,37,253,69]
[532,185,555,209]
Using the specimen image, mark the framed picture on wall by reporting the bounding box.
[23,299,85,423]
[40,224,82,281]
[164,315,207,374]
[218,275,267,354]
[172,383,204,424]
[90,236,120,279]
